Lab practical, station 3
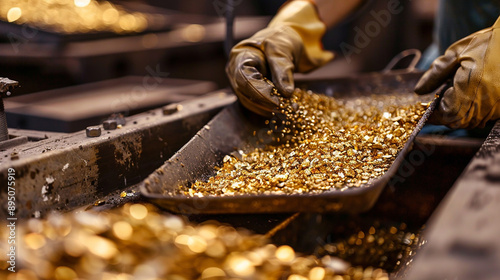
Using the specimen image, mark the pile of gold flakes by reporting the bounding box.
[317,222,421,272]
[0,204,390,280]
[182,89,430,196]
[0,0,148,34]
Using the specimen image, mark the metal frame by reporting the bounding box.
[0,92,235,219]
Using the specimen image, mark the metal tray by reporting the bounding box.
[140,52,440,214]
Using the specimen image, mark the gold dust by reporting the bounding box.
[288,274,308,280]
[201,267,226,279]
[87,236,118,259]
[318,223,421,272]
[309,267,326,280]
[187,236,208,253]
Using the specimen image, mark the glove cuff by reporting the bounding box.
[269,0,334,72]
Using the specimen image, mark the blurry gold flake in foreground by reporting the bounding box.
[0,0,149,33]
[182,24,206,42]
[6,7,21,22]
[74,0,90,8]
[0,203,400,279]
[129,203,148,220]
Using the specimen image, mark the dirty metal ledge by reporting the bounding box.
[403,119,500,280]
[0,91,235,219]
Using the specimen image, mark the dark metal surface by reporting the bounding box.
[224,0,235,58]
[0,77,19,141]
[140,70,440,214]
[0,92,235,219]
[402,120,500,280]
[0,98,8,141]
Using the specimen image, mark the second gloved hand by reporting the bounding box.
[415,17,500,129]
[226,1,333,116]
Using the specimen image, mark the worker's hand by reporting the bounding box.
[415,17,500,129]
[226,1,333,116]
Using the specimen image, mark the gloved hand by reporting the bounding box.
[226,0,333,116]
[415,17,500,129]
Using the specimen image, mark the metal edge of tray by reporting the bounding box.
[140,71,439,214]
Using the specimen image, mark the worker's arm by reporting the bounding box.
[315,0,363,27]
[415,16,500,129]
[226,0,363,116]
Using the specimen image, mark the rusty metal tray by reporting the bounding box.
[140,51,440,214]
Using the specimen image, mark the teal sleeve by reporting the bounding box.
[419,0,500,70]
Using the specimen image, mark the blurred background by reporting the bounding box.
[0,0,438,132]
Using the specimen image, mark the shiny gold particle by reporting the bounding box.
[54,266,77,280]
[276,245,295,263]
[187,236,208,253]
[129,204,148,220]
[319,223,421,272]
[205,240,226,258]
[113,221,133,240]
[24,233,46,250]
[309,267,326,280]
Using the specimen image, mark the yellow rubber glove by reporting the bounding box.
[226,0,334,116]
[415,17,500,129]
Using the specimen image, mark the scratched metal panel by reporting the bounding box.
[0,92,236,219]
[402,120,500,280]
